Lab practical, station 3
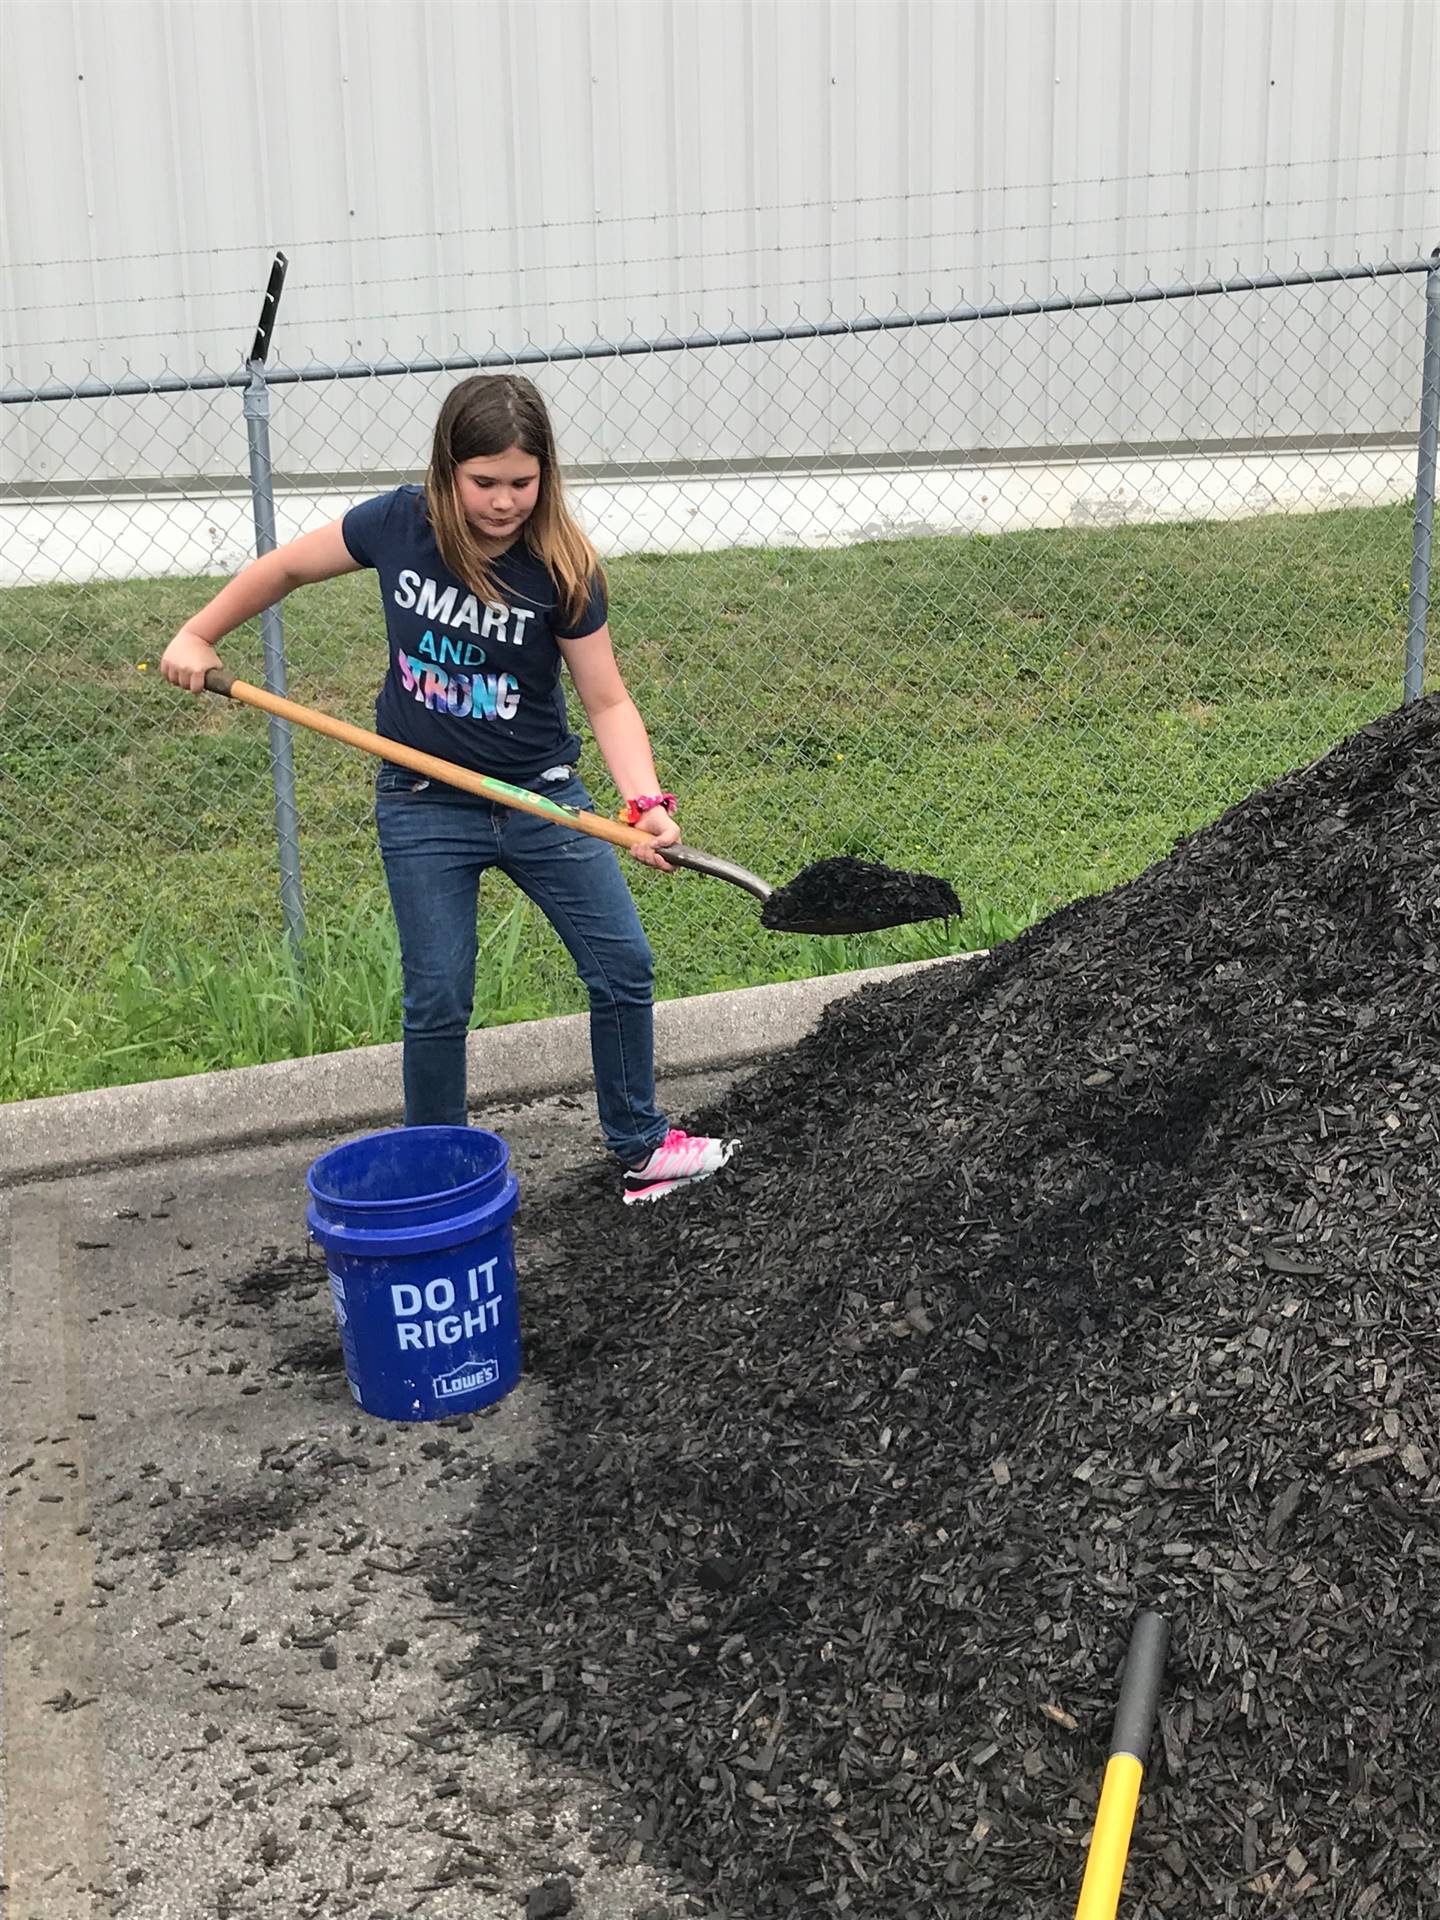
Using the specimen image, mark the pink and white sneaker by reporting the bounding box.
[623,1129,741,1205]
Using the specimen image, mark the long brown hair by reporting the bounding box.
[424,373,603,625]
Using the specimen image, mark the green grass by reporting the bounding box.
[0,501,1419,1101]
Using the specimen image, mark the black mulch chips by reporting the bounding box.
[427,697,1440,1916]
[760,856,964,934]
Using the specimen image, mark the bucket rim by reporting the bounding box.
[306,1123,511,1215]
[306,1175,518,1259]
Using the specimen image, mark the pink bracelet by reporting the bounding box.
[621,793,678,825]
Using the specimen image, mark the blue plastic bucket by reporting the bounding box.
[305,1125,521,1422]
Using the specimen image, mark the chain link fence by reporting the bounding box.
[3,250,1438,1094]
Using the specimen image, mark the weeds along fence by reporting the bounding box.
[3,248,1439,1085]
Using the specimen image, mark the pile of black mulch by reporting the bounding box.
[428,696,1440,1917]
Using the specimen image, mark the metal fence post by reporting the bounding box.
[242,252,306,950]
[1405,248,1440,705]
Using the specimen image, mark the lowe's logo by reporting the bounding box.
[432,1357,500,1401]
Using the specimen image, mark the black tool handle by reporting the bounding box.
[1111,1610,1169,1762]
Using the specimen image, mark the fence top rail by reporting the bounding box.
[3,250,1437,409]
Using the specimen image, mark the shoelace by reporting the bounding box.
[645,1129,709,1173]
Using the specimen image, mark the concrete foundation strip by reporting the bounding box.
[0,958,962,1189]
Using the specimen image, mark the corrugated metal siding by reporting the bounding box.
[2,0,1439,486]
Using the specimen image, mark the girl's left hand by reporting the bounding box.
[630,807,681,873]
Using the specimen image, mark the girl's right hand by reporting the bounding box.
[160,626,222,693]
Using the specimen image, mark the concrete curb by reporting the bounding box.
[1,958,958,1187]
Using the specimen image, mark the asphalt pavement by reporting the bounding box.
[2,1071,741,1920]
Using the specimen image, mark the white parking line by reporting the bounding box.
[3,1192,106,1918]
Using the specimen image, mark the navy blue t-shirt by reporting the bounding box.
[341,485,607,784]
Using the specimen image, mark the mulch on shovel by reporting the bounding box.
[429,695,1440,1917]
[760,856,964,934]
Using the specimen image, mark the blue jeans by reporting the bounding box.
[375,767,668,1164]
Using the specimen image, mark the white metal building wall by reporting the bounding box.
[2,0,1439,489]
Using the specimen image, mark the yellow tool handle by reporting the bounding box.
[203,669,650,852]
[1073,1610,1168,1920]
[1074,1755,1144,1919]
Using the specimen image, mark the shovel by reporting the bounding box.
[201,670,962,936]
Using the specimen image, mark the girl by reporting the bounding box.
[161,373,738,1205]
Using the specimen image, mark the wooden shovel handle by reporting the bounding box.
[203,669,650,851]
